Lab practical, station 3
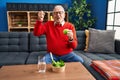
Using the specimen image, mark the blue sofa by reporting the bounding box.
[0,31,120,80]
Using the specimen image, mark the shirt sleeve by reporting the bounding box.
[33,20,47,36]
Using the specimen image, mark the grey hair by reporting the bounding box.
[53,5,65,12]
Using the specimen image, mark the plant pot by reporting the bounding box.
[18,24,22,27]
[52,64,66,73]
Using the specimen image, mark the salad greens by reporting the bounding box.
[50,52,65,67]
[52,59,65,67]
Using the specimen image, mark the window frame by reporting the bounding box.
[106,0,120,40]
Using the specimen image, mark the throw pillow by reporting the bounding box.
[87,28,115,54]
[84,30,89,51]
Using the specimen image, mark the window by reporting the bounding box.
[107,0,120,40]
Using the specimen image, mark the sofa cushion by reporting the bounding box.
[26,51,47,64]
[29,32,47,52]
[0,52,29,66]
[84,30,89,51]
[115,40,120,54]
[83,52,119,60]
[87,28,115,54]
[91,60,120,80]
[75,31,86,50]
[0,32,28,52]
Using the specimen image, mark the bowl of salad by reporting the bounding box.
[52,59,66,73]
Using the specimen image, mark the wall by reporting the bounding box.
[87,0,107,30]
[0,0,71,31]
[0,0,107,31]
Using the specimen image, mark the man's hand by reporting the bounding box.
[38,11,45,22]
[67,30,73,41]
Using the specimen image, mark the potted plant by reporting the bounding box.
[68,0,96,30]
[17,21,22,27]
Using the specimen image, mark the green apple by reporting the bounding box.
[63,29,69,35]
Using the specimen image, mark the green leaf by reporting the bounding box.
[68,0,96,30]
[52,59,65,67]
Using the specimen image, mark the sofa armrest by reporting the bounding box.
[115,39,120,54]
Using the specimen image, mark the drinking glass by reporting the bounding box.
[38,56,46,73]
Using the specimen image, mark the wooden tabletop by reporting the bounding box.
[0,62,96,80]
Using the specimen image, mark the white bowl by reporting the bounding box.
[52,64,66,73]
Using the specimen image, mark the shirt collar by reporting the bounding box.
[54,21,65,26]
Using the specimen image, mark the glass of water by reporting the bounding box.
[38,56,46,73]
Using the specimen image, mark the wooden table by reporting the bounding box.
[0,62,96,80]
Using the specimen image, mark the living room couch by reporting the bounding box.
[0,31,120,80]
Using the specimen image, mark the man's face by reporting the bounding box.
[53,7,65,23]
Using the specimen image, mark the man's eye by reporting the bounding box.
[54,11,64,14]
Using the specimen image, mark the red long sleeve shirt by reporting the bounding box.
[34,20,78,56]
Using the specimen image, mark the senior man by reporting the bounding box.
[34,5,84,64]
